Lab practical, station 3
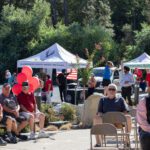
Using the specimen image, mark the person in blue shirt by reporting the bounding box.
[102,61,114,96]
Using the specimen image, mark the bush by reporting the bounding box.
[41,104,60,126]
[60,104,76,121]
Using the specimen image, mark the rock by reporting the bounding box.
[81,93,103,127]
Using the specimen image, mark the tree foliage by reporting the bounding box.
[0,0,149,82]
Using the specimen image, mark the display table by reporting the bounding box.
[66,88,88,105]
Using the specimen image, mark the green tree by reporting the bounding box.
[82,0,113,28]
[0,0,51,78]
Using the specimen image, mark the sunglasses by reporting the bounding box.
[108,88,116,91]
[22,86,29,90]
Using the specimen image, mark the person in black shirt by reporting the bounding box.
[56,69,72,102]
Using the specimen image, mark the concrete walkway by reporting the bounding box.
[0,128,139,150]
[0,130,91,150]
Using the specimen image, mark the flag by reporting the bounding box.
[56,69,77,80]
[67,69,77,80]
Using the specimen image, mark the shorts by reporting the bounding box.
[1,112,27,125]
[102,79,111,86]
[20,111,42,121]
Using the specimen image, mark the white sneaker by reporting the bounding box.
[30,132,36,140]
[38,131,49,138]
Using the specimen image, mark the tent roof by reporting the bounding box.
[17,43,88,69]
[124,52,150,69]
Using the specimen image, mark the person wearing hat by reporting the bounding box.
[93,83,131,147]
[120,66,134,106]
[0,83,28,143]
[87,73,96,97]
[17,81,47,139]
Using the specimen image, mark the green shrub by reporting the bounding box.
[41,104,60,126]
[60,104,76,121]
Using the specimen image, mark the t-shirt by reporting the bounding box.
[17,92,36,113]
[45,79,53,91]
[0,94,18,110]
[103,65,112,80]
[57,73,67,87]
[97,97,128,114]
[146,73,150,86]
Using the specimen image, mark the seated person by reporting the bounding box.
[93,83,131,147]
[0,104,7,146]
[0,83,28,142]
[137,95,150,150]
[17,81,47,139]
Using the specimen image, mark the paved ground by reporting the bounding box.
[0,130,91,150]
[0,128,140,150]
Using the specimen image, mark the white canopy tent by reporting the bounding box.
[123,52,150,69]
[17,43,88,69]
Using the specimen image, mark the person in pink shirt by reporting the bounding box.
[137,96,150,150]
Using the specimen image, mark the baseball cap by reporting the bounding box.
[22,81,29,87]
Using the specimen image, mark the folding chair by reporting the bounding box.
[102,112,131,149]
[129,108,139,149]
[90,123,119,150]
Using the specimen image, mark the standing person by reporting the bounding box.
[102,61,114,96]
[120,66,134,106]
[5,70,11,83]
[137,95,150,150]
[87,73,96,96]
[17,82,47,139]
[44,75,53,104]
[8,72,17,86]
[56,69,72,102]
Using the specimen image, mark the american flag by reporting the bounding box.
[57,69,78,80]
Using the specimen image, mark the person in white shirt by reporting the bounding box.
[120,66,134,106]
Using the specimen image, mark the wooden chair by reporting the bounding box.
[90,123,119,150]
[102,112,131,149]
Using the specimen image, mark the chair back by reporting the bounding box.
[102,112,127,125]
[91,123,117,136]
[90,123,118,149]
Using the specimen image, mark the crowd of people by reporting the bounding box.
[1,65,150,149]
[0,81,48,146]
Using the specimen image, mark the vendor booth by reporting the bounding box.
[17,43,88,105]
[17,43,87,69]
[123,52,150,69]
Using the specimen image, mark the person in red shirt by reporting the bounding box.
[17,81,47,139]
[44,75,53,104]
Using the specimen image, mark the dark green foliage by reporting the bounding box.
[0,0,149,78]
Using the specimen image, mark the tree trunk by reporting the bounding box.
[63,0,68,25]
[50,0,57,27]
[0,0,5,18]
